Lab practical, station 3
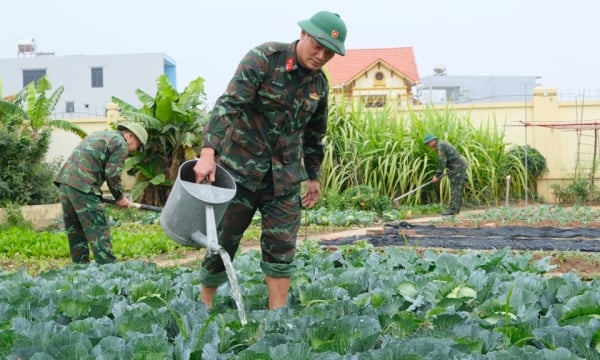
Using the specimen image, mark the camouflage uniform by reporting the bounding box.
[434,140,468,213]
[199,41,329,286]
[54,130,128,264]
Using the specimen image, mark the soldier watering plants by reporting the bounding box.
[192,10,348,310]
[54,122,148,264]
[424,134,468,216]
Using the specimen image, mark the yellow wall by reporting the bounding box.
[48,103,136,192]
[52,93,600,202]
[401,87,600,202]
[331,63,414,108]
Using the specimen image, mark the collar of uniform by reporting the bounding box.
[285,41,299,72]
[286,40,322,78]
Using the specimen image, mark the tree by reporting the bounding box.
[0,76,86,205]
[0,123,59,205]
[111,75,209,206]
[0,76,87,139]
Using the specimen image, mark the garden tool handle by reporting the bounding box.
[101,197,163,212]
[392,173,449,203]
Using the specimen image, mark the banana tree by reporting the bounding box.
[0,76,87,139]
[112,74,208,205]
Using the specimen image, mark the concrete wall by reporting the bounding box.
[401,87,600,202]
[0,204,62,230]
[51,89,600,203]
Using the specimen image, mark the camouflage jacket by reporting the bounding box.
[54,130,128,200]
[435,140,467,177]
[202,41,329,196]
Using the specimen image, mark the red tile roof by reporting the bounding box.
[325,47,419,87]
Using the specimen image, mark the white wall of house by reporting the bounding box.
[0,52,176,117]
[339,63,413,107]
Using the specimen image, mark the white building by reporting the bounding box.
[414,66,540,104]
[0,45,176,117]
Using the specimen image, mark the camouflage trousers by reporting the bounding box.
[447,160,468,212]
[199,177,301,287]
[57,184,116,264]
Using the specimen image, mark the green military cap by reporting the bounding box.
[298,11,347,56]
[423,134,438,144]
[118,122,148,151]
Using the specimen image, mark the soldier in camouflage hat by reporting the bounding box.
[54,122,147,264]
[424,134,468,216]
[193,10,348,310]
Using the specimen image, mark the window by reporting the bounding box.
[361,95,387,108]
[91,67,103,88]
[373,71,386,87]
[22,69,46,87]
[66,101,75,113]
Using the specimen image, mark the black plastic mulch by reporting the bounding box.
[318,222,600,252]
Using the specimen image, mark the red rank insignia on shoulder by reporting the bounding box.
[286,57,294,72]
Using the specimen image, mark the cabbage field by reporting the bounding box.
[2,241,599,359]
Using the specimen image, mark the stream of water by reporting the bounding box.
[219,248,247,325]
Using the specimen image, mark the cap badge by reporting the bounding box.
[331,30,339,39]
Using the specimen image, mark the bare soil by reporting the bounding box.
[150,217,600,280]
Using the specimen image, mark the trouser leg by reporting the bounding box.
[59,185,89,263]
[59,185,116,264]
[199,185,257,286]
[448,165,467,212]
[198,185,257,308]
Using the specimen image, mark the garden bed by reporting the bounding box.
[319,222,600,252]
[315,217,600,279]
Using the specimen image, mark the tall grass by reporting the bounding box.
[321,101,532,207]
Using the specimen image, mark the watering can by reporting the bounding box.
[160,159,237,251]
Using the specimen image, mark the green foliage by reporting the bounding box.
[505,145,549,200]
[0,222,178,261]
[0,226,69,257]
[111,75,209,205]
[0,124,59,205]
[464,204,600,226]
[0,75,87,138]
[317,185,391,216]
[337,185,392,215]
[322,101,536,207]
[0,204,33,230]
[506,145,548,179]
[105,204,160,225]
[551,177,600,204]
[0,244,597,358]
[0,76,86,206]
[112,223,179,259]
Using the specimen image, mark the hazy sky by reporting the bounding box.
[2,0,599,105]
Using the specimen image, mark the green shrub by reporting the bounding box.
[505,145,548,178]
[338,185,392,215]
[0,203,34,230]
[551,178,599,204]
[0,125,58,205]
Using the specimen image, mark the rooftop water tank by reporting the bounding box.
[17,38,37,55]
